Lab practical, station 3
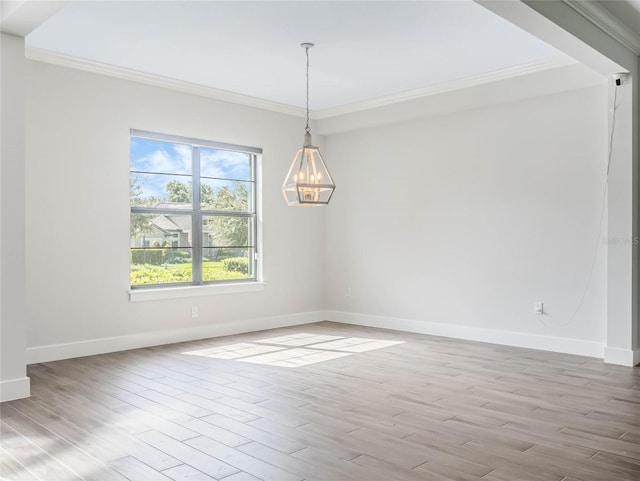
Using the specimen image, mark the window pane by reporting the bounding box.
[131,138,192,175]
[201,148,251,180]
[131,173,192,209]
[200,179,252,212]
[203,215,253,248]
[130,214,193,286]
[203,249,254,282]
[130,132,259,289]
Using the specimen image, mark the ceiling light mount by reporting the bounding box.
[282,42,335,206]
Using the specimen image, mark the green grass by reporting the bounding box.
[131,260,251,286]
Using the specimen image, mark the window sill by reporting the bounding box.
[129,282,265,302]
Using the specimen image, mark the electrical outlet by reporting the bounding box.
[191,306,199,318]
[345,287,351,297]
[534,302,543,315]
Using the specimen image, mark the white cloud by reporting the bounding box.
[132,144,192,175]
[173,144,192,172]
[201,148,250,180]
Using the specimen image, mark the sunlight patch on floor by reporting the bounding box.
[254,333,344,347]
[240,347,350,367]
[182,342,284,360]
[182,333,404,367]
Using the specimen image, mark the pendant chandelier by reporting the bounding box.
[282,42,336,206]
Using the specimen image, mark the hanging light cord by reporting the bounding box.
[547,84,619,328]
[305,45,311,134]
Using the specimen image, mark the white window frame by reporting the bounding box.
[129,129,262,300]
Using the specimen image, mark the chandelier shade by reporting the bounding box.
[282,132,335,205]
[282,42,335,206]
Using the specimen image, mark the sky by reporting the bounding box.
[131,137,252,201]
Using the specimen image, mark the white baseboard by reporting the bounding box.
[326,310,605,359]
[0,376,31,402]
[27,311,324,364]
[25,309,620,366]
[603,347,640,366]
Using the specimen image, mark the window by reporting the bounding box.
[130,130,260,288]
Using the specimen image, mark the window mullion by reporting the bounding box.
[192,146,203,285]
[252,154,258,259]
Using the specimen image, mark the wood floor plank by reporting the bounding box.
[161,464,217,480]
[0,447,41,481]
[216,472,262,481]
[109,456,173,481]
[180,417,250,447]
[350,453,450,481]
[1,404,128,481]
[236,441,356,481]
[199,413,304,455]
[136,430,239,479]
[0,421,83,481]
[185,435,303,481]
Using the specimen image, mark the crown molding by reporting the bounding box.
[316,61,605,136]
[313,56,578,120]
[563,0,640,56]
[25,47,307,118]
[26,47,579,122]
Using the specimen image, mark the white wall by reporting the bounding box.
[25,61,326,361]
[324,85,609,356]
[1,33,30,401]
[480,0,640,364]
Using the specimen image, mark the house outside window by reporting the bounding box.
[130,130,260,288]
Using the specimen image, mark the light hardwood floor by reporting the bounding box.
[1,321,640,481]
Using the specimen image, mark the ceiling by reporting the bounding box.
[24,0,565,112]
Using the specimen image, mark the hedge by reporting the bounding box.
[131,249,191,266]
[131,261,251,286]
[131,249,163,265]
[222,257,249,274]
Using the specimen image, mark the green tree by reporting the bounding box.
[206,182,249,248]
[166,180,215,205]
[130,176,157,238]
[166,180,191,203]
[201,183,215,205]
